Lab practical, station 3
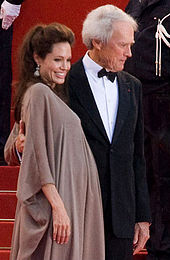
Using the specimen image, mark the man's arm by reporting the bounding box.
[132,80,151,254]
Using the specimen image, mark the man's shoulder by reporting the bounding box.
[119,70,142,86]
[68,58,86,83]
[70,58,83,73]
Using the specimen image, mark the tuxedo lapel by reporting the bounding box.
[111,72,131,145]
[70,61,132,144]
[147,0,160,8]
[72,60,109,142]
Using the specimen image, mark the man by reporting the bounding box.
[0,0,23,165]
[68,5,151,260]
[125,1,170,259]
[5,4,151,260]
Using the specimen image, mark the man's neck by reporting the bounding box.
[88,50,115,72]
[88,50,102,67]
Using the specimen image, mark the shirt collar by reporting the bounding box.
[82,51,102,78]
[82,51,118,83]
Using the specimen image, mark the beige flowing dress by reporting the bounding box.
[8,83,105,260]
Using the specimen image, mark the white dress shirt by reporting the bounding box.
[83,52,119,143]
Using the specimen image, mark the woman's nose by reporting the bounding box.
[61,60,70,70]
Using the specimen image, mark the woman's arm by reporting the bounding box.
[4,123,20,165]
[4,120,25,165]
[42,183,71,244]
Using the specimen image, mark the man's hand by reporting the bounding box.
[133,222,150,255]
[15,120,25,154]
[0,0,21,30]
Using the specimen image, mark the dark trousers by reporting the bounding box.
[104,202,133,260]
[0,20,12,156]
[143,90,170,260]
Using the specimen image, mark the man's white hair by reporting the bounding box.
[82,4,138,49]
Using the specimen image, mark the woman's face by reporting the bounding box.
[35,42,72,88]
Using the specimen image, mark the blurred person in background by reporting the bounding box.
[125,1,170,259]
[0,0,23,165]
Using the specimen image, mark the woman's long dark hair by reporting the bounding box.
[14,22,75,123]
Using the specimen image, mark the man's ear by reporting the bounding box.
[92,39,103,50]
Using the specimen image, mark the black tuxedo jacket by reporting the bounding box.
[68,59,151,238]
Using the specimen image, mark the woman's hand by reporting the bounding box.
[42,183,71,245]
[0,1,21,30]
[15,120,25,153]
[52,203,71,244]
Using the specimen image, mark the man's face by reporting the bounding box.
[91,21,135,72]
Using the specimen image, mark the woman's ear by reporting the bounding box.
[92,39,103,50]
[33,52,41,65]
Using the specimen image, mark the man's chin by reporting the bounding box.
[118,65,125,71]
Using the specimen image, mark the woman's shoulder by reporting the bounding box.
[22,83,54,111]
[24,82,54,101]
[29,82,51,95]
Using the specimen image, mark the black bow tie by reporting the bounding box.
[98,68,117,82]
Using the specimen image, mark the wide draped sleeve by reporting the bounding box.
[17,83,56,203]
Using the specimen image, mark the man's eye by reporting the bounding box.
[120,43,126,47]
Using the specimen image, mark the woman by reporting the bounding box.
[6,23,105,260]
